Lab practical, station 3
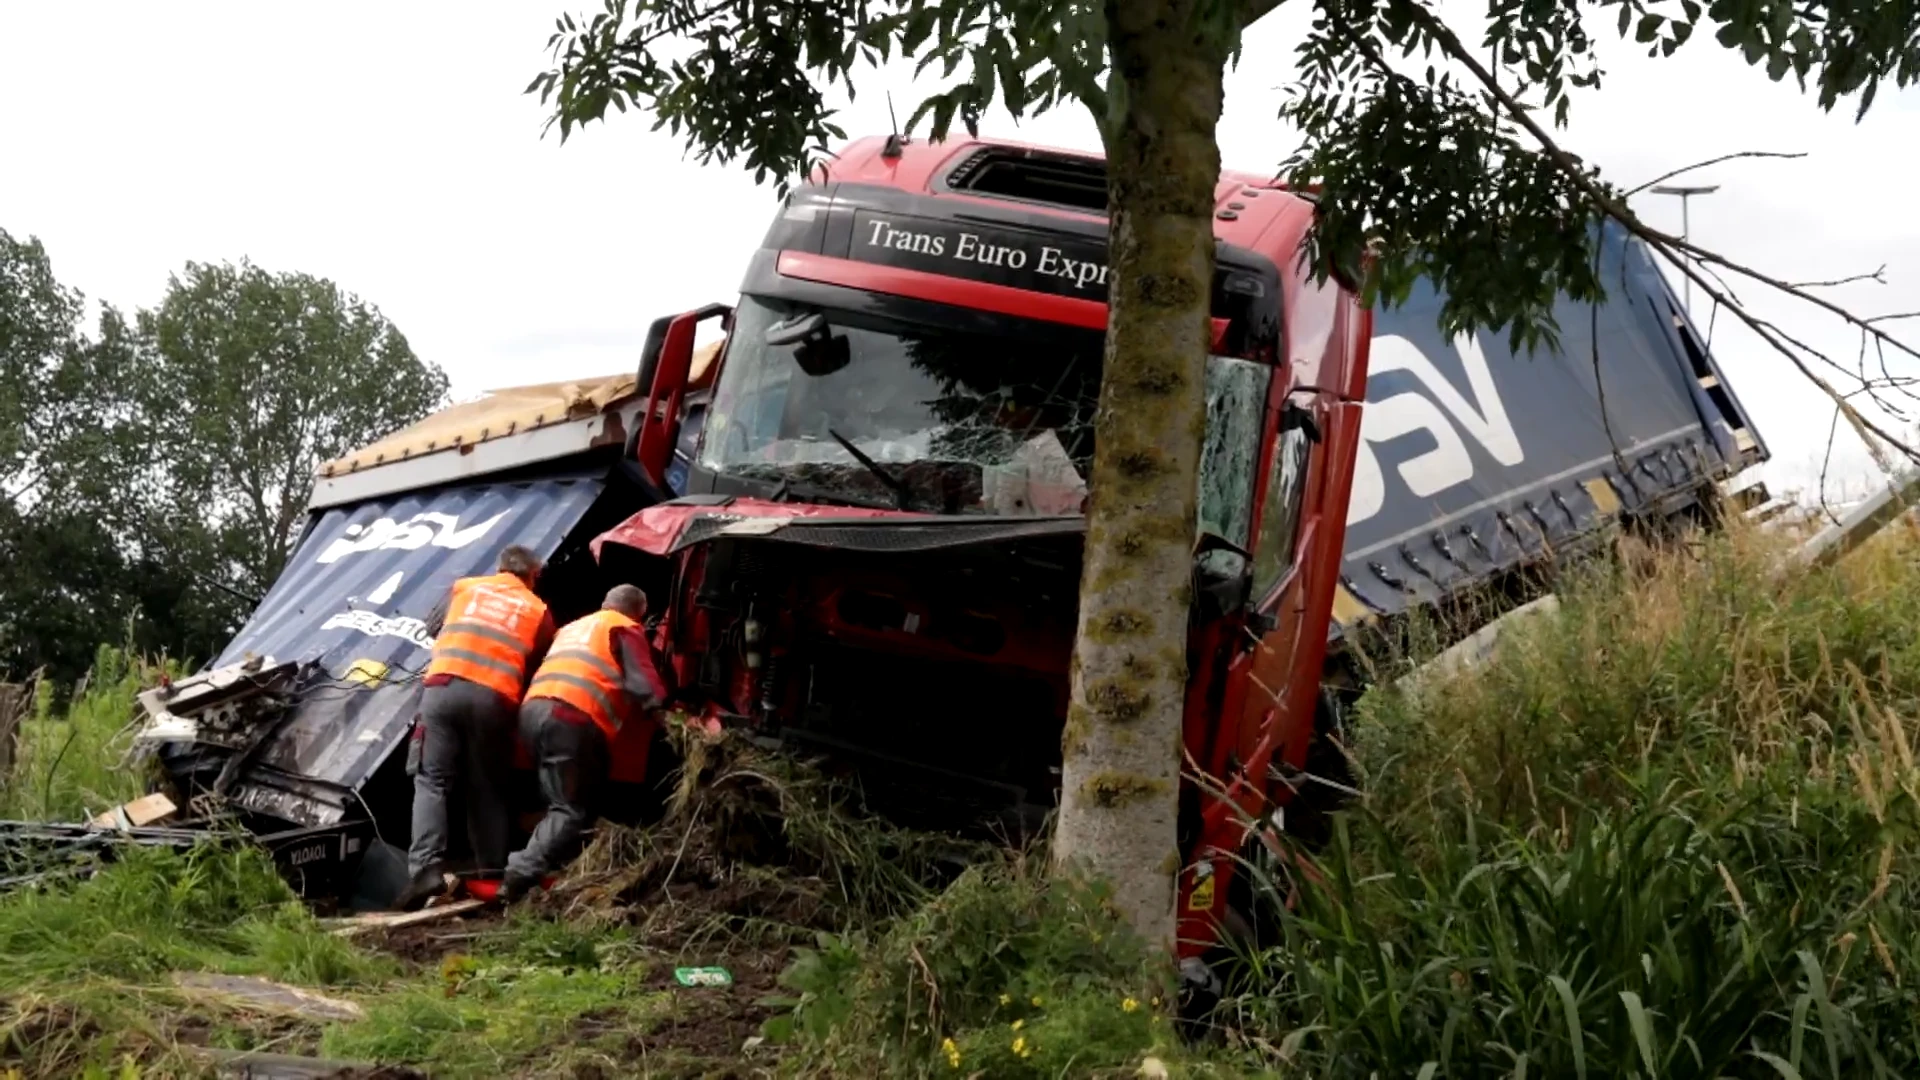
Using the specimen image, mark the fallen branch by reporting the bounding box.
[325,898,485,937]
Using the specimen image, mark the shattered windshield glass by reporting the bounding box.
[697,296,1104,514]
[697,295,1275,524]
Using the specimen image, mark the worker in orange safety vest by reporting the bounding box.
[498,583,671,902]
[395,544,555,910]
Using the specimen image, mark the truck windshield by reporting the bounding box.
[697,296,1105,514]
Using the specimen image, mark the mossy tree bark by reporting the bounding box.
[1053,0,1231,950]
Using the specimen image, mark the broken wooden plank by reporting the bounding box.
[88,792,178,830]
[171,972,366,1022]
[325,898,486,937]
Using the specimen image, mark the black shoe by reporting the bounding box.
[392,868,447,912]
[496,872,537,905]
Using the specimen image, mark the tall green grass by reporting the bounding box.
[0,843,392,1075]
[1,645,174,821]
[1215,523,1920,1076]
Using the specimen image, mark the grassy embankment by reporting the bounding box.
[6,519,1920,1077]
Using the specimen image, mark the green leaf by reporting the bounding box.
[1620,991,1659,1077]
[1752,1051,1805,1080]
[1549,975,1588,1080]
[1798,950,1848,1077]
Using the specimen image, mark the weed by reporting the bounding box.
[767,852,1188,1078]
[0,645,175,822]
[1210,523,1920,1075]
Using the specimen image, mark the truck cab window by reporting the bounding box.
[1251,420,1312,602]
[1196,356,1271,574]
[695,295,1103,513]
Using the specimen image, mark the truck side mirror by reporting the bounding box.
[1280,400,1322,443]
[1192,532,1253,618]
[634,303,732,493]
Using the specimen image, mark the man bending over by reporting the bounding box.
[500,583,668,901]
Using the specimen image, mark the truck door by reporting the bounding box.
[1230,271,1355,815]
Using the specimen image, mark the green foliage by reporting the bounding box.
[0,846,680,1078]
[0,844,331,985]
[135,258,450,599]
[321,961,665,1075]
[766,856,1181,1077]
[1208,526,1920,1075]
[1357,529,1920,826]
[0,230,82,475]
[527,0,1918,352]
[0,644,174,821]
[1236,785,1920,1077]
[1282,0,1920,348]
[0,231,450,684]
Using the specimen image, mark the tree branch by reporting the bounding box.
[1625,150,1807,197]
[1790,266,1888,289]
[1375,0,1920,467]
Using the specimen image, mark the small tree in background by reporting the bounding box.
[0,237,450,684]
[135,259,451,599]
[528,0,1920,950]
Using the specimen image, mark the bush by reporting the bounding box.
[1216,524,1920,1076]
[0,842,383,989]
[1232,775,1920,1077]
[1,644,176,822]
[767,855,1185,1078]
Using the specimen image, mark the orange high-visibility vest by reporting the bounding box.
[526,609,640,740]
[426,572,549,702]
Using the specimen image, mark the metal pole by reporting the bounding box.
[1680,197,1691,309]
[1650,183,1719,315]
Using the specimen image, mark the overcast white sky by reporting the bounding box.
[2,2,1916,503]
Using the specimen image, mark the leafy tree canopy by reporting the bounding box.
[0,232,450,687]
[530,0,1920,352]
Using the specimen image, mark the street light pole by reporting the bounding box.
[1650,183,1719,312]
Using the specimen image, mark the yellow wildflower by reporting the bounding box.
[942,1037,961,1068]
[1031,995,1045,1007]
[1012,1035,1032,1058]
[1122,997,1141,1013]
[999,993,1012,1006]
[1010,1018,1024,1031]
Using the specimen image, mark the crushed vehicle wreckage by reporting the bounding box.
[3,137,1779,969]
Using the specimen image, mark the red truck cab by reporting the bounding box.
[600,134,1373,965]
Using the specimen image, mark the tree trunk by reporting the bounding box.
[1053,0,1228,951]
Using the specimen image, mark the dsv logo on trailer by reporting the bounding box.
[316,510,511,565]
[1347,332,1524,527]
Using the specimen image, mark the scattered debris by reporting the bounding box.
[673,966,734,987]
[87,792,178,831]
[170,972,366,1023]
[324,898,485,937]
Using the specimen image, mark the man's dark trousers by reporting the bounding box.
[408,677,518,878]
[506,698,609,883]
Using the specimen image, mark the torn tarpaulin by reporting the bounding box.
[164,475,608,827]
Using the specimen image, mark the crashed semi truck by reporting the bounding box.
[107,135,1765,953]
